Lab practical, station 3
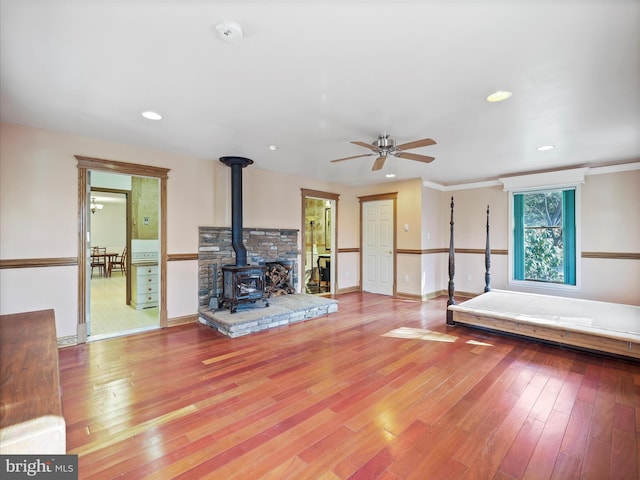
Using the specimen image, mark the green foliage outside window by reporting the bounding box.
[524,191,563,282]
[514,189,576,285]
[524,227,563,282]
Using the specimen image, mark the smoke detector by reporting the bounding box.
[215,22,243,42]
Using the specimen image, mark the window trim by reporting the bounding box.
[507,184,582,292]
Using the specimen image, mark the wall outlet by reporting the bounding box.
[404,274,410,282]
[466,274,472,281]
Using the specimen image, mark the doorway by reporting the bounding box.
[360,194,397,296]
[76,156,169,344]
[301,189,339,296]
[88,177,160,340]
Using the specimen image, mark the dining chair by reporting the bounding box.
[111,247,127,276]
[91,247,107,278]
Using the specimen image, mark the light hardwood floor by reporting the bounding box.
[89,272,158,339]
[60,292,639,479]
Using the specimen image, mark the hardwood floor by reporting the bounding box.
[59,292,639,479]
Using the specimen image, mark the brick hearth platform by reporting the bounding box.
[198,294,338,338]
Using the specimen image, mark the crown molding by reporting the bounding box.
[423,178,505,191]
[587,161,640,176]
[499,167,589,192]
[423,161,639,192]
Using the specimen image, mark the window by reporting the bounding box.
[512,188,577,286]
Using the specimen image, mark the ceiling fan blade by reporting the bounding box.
[351,141,382,153]
[330,153,374,163]
[394,152,435,163]
[372,155,387,171]
[395,138,436,151]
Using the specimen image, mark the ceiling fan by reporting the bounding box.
[330,133,436,171]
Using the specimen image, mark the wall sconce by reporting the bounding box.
[90,197,103,214]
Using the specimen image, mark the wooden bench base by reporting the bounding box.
[449,290,640,360]
[0,309,66,454]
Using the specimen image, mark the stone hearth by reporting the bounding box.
[198,226,299,308]
[199,294,338,338]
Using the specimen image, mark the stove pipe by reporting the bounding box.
[220,156,253,266]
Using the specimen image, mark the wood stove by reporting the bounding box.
[219,265,268,313]
[218,156,269,313]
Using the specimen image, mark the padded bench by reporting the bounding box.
[0,309,66,454]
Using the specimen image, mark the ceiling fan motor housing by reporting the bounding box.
[375,134,396,151]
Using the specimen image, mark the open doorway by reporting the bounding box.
[76,156,169,344]
[301,189,339,296]
[87,174,160,340]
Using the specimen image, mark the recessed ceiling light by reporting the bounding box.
[267,145,278,151]
[536,145,555,151]
[385,173,396,178]
[486,91,512,103]
[142,111,163,120]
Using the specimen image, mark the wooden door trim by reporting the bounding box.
[90,187,131,304]
[358,192,398,296]
[77,156,170,343]
[301,189,340,294]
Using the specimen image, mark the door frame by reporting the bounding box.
[77,156,170,344]
[89,187,131,305]
[359,192,398,297]
[301,188,339,294]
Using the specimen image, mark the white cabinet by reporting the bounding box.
[131,263,158,309]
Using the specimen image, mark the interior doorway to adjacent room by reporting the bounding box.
[301,189,339,296]
[77,156,169,344]
[87,175,160,340]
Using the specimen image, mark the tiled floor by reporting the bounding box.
[89,272,158,339]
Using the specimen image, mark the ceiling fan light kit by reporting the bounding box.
[331,133,436,172]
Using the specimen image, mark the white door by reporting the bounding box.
[362,199,394,295]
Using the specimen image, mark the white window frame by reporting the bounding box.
[501,169,585,293]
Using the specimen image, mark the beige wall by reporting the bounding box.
[1,121,638,341]
[582,171,640,253]
[90,198,126,252]
[0,122,351,338]
[0,122,219,336]
[437,185,510,296]
[351,177,425,297]
[579,170,640,304]
[437,172,640,304]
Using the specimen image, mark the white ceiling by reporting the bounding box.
[1,0,639,187]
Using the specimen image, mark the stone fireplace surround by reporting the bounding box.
[198,226,299,308]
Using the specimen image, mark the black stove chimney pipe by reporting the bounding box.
[220,156,253,267]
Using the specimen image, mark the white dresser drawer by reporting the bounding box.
[136,274,158,293]
[131,263,159,309]
[133,292,158,309]
[134,265,158,275]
